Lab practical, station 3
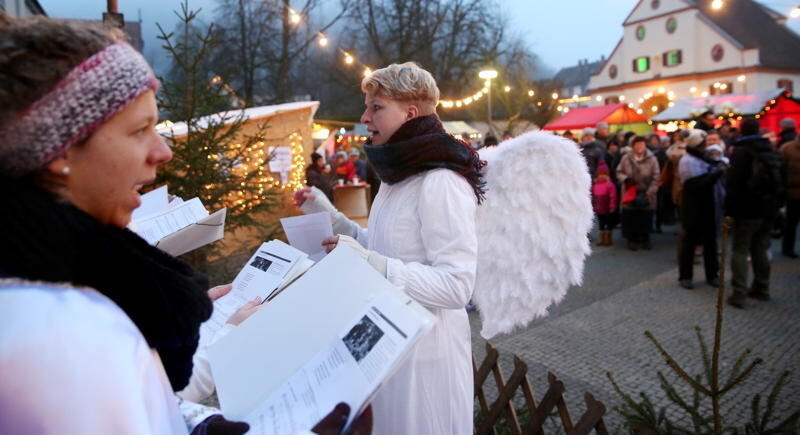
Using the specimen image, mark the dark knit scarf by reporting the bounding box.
[364,114,486,203]
[0,177,212,391]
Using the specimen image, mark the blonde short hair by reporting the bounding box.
[361,62,440,115]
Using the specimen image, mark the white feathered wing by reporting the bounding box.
[474,130,593,339]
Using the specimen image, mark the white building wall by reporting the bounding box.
[750,72,800,93]
[588,3,800,111]
[625,0,691,24]
[693,15,750,72]
[2,0,42,17]
[591,8,700,90]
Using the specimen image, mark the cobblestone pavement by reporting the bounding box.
[470,224,800,432]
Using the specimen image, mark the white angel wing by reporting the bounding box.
[474,130,593,339]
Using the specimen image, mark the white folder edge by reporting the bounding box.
[155,208,227,257]
[207,244,435,421]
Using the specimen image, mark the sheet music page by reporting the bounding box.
[243,291,427,435]
[131,185,169,221]
[200,240,305,347]
[156,208,227,257]
[130,197,209,244]
[280,213,333,262]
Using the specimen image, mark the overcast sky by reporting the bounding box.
[40,0,800,75]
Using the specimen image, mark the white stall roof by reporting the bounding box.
[652,89,785,121]
[157,101,320,138]
[442,121,481,135]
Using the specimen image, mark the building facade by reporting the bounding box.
[588,0,800,117]
[553,58,604,104]
[1,0,45,17]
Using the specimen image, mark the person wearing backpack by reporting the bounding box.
[781,137,800,258]
[725,118,786,308]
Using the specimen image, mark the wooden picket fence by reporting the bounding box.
[474,342,609,435]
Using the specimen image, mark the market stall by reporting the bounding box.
[157,101,319,191]
[651,89,800,134]
[543,103,651,135]
[442,120,482,142]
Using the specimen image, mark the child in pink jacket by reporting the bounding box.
[592,160,617,246]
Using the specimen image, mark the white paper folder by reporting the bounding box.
[207,245,435,434]
[129,186,226,257]
[155,208,227,257]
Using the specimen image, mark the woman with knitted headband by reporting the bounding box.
[0,15,373,435]
[295,62,484,434]
[0,14,231,434]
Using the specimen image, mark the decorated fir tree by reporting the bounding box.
[154,1,283,274]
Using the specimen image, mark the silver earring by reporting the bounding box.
[61,166,70,175]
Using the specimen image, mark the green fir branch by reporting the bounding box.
[644,330,712,396]
[725,348,754,389]
[719,358,763,396]
[694,326,714,386]
[657,371,710,432]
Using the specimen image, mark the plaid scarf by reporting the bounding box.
[364,114,486,204]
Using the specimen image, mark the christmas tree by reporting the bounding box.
[155,1,283,274]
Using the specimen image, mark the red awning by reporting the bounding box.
[543,103,649,131]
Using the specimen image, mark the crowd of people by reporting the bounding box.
[564,113,798,308]
[305,147,378,202]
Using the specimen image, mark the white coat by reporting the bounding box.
[354,168,478,435]
[0,283,187,435]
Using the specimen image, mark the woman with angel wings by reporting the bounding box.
[294,62,593,434]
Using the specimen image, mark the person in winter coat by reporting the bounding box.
[778,118,797,148]
[350,147,367,180]
[659,130,688,209]
[334,151,356,182]
[306,152,334,200]
[0,15,363,435]
[592,160,617,246]
[617,136,660,250]
[652,134,672,232]
[781,138,800,257]
[696,110,716,132]
[595,121,610,149]
[580,127,606,180]
[676,130,724,290]
[0,16,228,434]
[725,118,784,308]
[706,144,729,235]
[295,62,483,434]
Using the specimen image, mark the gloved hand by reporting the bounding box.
[295,186,337,215]
[294,187,359,238]
[191,415,249,435]
[312,403,373,435]
[322,235,387,277]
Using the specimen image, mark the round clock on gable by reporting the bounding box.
[609,64,618,79]
[651,0,660,9]
[636,25,646,41]
[666,17,677,34]
[711,44,724,62]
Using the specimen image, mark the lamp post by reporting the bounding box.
[479,69,498,135]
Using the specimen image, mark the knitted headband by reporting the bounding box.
[0,41,159,176]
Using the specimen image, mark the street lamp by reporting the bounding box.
[479,70,498,134]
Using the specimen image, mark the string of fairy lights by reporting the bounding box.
[280,4,552,110]
[175,0,800,206]
[223,132,306,210]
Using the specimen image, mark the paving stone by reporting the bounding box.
[470,225,800,432]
